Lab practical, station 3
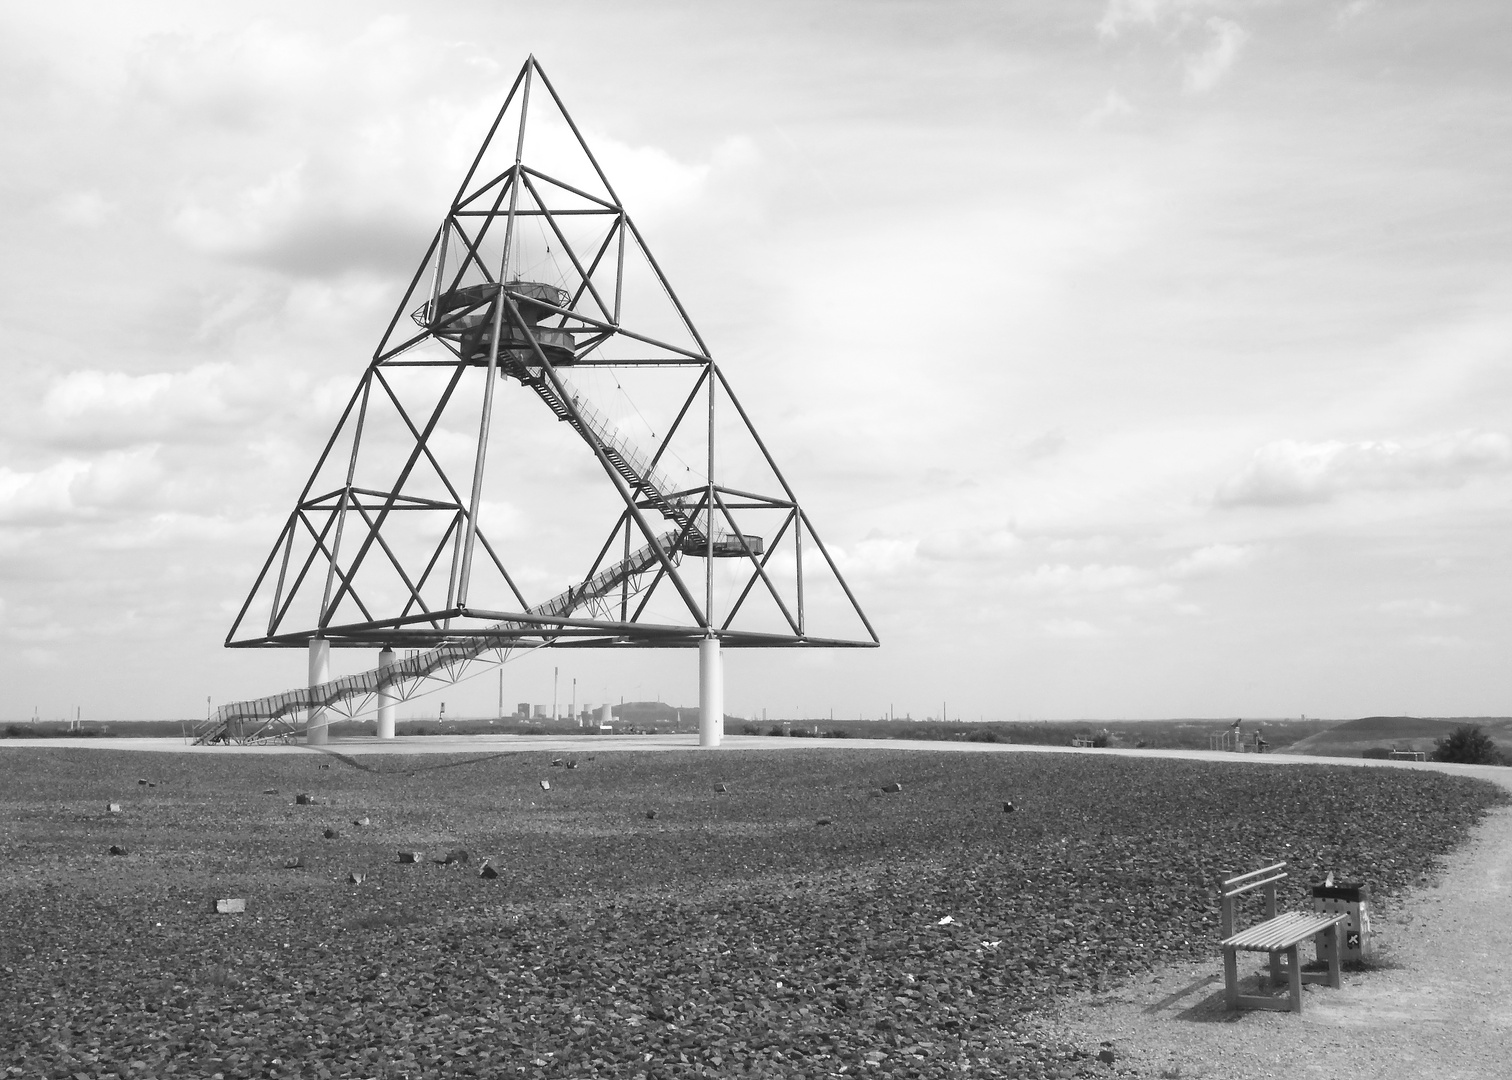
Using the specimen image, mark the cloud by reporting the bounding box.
[599,133,758,226]
[1083,89,1136,128]
[171,189,430,277]
[829,535,918,578]
[37,366,286,449]
[131,20,485,278]
[1013,562,1152,595]
[0,460,89,524]
[53,190,114,227]
[0,448,165,525]
[1097,0,1209,39]
[1018,430,1069,460]
[1184,18,1248,93]
[67,446,166,513]
[1041,618,1105,639]
[1335,1,1373,27]
[1013,556,1222,612]
[917,528,1019,562]
[1095,2,1248,93]
[163,88,749,280]
[1215,431,1512,507]
[1168,542,1257,577]
[1409,633,1472,650]
[1374,599,1466,619]
[166,154,435,277]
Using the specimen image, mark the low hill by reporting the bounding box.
[1282,716,1512,758]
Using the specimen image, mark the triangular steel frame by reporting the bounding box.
[225,56,878,658]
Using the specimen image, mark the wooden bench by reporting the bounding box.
[1220,862,1349,1013]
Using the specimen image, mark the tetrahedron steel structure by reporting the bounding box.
[209,58,876,740]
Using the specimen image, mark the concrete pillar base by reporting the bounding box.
[699,636,723,747]
[377,647,396,740]
[307,638,330,746]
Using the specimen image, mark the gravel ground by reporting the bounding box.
[3,737,1506,1078]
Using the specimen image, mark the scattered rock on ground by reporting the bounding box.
[214,898,245,914]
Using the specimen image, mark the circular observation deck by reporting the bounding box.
[411,281,576,365]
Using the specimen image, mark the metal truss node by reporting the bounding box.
[205,57,876,744]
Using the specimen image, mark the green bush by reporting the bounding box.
[1432,725,1503,765]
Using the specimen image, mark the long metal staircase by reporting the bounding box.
[196,529,678,743]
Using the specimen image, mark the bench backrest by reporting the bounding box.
[1220,862,1287,938]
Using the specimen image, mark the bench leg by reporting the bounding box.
[1269,947,1283,986]
[1223,946,1239,1010]
[1286,944,1303,1013]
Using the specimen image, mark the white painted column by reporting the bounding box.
[376,647,396,740]
[699,636,723,747]
[307,638,330,746]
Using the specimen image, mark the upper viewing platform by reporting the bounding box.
[411,281,577,366]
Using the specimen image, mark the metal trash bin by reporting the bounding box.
[1311,881,1373,963]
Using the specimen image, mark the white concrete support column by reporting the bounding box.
[699,636,723,747]
[306,638,330,746]
[376,647,396,740]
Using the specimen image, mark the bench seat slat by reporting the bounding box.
[1222,872,1285,899]
[1222,911,1347,951]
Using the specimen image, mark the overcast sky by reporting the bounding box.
[2,0,1508,723]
